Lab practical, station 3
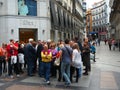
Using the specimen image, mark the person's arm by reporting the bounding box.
[47,52,52,60]
[72,50,77,62]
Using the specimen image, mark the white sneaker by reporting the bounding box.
[17,74,20,78]
[10,75,14,79]
[46,81,50,85]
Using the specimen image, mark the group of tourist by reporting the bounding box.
[0,37,96,86]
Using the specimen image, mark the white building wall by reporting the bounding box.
[0,0,7,15]
[6,0,18,15]
[0,0,51,44]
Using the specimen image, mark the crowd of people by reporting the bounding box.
[0,37,96,86]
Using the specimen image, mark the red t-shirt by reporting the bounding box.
[6,43,18,57]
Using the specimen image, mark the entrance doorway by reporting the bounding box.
[19,28,37,43]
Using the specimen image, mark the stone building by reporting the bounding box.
[86,9,93,38]
[109,0,120,40]
[0,0,84,44]
[91,0,108,40]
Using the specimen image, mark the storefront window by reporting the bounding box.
[18,0,37,16]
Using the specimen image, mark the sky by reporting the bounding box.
[86,0,102,9]
[86,0,110,9]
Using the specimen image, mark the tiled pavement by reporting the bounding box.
[0,42,120,90]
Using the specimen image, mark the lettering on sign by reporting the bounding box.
[20,20,37,27]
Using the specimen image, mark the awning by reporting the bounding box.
[89,31,97,34]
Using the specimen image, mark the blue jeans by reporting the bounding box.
[61,62,71,84]
[78,67,82,78]
[38,59,44,77]
[43,62,51,81]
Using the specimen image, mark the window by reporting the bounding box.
[18,0,37,16]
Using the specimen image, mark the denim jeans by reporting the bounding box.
[38,59,44,77]
[78,67,82,78]
[61,62,71,84]
[43,62,51,81]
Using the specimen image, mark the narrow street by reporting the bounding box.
[0,41,120,90]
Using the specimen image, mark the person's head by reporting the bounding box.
[72,43,80,51]
[83,42,88,47]
[43,44,48,51]
[69,40,74,47]
[64,39,70,44]
[2,43,7,48]
[84,38,88,43]
[74,37,79,42]
[50,42,56,49]
[32,41,37,48]
[28,38,34,43]
[92,42,95,46]
[10,39,14,43]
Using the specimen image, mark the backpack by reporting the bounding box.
[0,48,3,56]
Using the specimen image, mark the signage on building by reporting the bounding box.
[99,32,107,35]
[20,19,37,27]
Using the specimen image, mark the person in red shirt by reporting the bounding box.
[6,39,20,78]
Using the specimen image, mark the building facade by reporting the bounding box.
[86,9,93,38]
[82,0,87,38]
[91,0,108,40]
[109,0,120,40]
[0,0,84,44]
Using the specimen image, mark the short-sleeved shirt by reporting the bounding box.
[6,43,18,57]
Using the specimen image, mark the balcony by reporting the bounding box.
[56,0,62,5]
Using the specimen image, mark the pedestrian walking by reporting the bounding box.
[50,42,58,78]
[0,46,4,76]
[60,39,73,86]
[18,43,25,74]
[108,38,112,50]
[70,43,82,83]
[41,44,52,85]
[6,39,20,78]
[90,42,96,62]
[24,38,37,76]
[36,40,44,77]
[82,42,90,75]
[112,39,116,50]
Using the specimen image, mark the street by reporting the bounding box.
[0,41,120,90]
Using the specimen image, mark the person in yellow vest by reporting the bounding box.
[41,44,52,85]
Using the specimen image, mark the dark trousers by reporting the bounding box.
[38,60,44,77]
[27,60,34,76]
[0,56,7,75]
[43,62,51,81]
[8,57,20,76]
[3,59,7,73]
[109,44,111,50]
[51,60,57,77]
[0,60,2,75]
[70,66,79,82]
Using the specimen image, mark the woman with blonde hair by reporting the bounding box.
[70,43,82,82]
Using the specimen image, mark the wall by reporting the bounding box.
[0,16,51,43]
[0,0,51,44]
